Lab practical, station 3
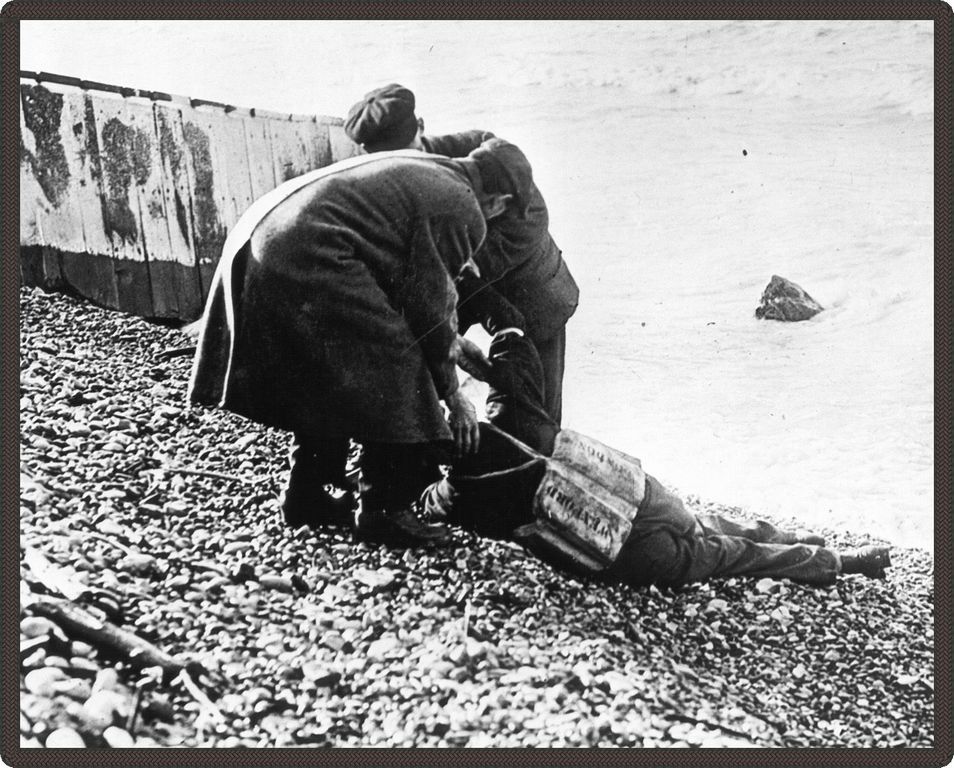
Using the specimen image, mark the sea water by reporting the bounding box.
[21,19,935,549]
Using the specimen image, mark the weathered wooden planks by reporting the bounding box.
[153,100,204,320]
[20,81,121,309]
[19,73,359,321]
[328,120,361,164]
[93,92,164,317]
[243,114,278,202]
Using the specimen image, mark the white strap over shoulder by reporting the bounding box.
[220,149,449,262]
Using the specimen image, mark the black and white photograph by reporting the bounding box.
[9,5,945,757]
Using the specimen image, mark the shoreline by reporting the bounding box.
[18,287,934,748]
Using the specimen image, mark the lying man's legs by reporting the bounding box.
[484,331,559,456]
[695,513,826,547]
[607,476,888,587]
[680,531,840,586]
[534,328,566,428]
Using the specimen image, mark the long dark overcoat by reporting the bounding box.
[187,152,486,444]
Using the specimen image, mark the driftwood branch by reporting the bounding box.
[157,346,197,361]
[157,463,269,485]
[668,712,757,742]
[83,531,136,557]
[29,593,223,733]
[29,596,193,682]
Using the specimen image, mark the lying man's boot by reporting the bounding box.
[354,503,452,546]
[281,484,356,529]
[840,546,892,579]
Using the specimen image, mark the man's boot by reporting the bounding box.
[840,546,892,579]
[281,455,356,529]
[281,437,356,529]
[281,483,355,529]
[354,501,452,546]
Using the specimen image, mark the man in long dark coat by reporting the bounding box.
[344,84,579,425]
[187,150,501,545]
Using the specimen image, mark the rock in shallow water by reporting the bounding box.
[755,275,824,321]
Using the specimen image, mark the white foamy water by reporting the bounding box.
[22,20,934,549]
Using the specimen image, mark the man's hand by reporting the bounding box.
[445,390,480,456]
[454,335,492,382]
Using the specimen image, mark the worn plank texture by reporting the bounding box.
[19,74,358,321]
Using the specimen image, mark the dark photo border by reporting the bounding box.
[2,1,950,767]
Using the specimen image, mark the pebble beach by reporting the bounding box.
[18,286,935,749]
[21,19,936,550]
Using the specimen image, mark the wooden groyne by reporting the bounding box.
[19,72,360,321]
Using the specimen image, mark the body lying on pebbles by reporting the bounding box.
[18,287,934,748]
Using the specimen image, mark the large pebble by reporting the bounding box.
[302,662,342,687]
[259,574,294,592]
[705,598,729,613]
[45,727,86,747]
[70,640,96,658]
[19,616,60,639]
[92,668,120,693]
[81,690,127,729]
[117,553,157,574]
[21,648,47,670]
[103,726,135,747]
[52,676,93,700]
[366,637,402,660]
[353,567,397,591]
[321,632,346,651]
[95,519,127,537]
[600,670,636,693]
[24,667,68,697]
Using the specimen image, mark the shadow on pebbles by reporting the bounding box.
[18,287,935,748]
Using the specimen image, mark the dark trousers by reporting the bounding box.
[485,332,559,456]
[290,433,441,512]
[607,476,841,587]
[534,328,566,427]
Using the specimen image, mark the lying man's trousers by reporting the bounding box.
[606,475,842,587]
[534,328,566,428]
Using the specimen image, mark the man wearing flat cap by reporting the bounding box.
[346,84,579,429]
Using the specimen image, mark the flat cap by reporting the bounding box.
[468,138,534,218]
[344,84,418,151]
